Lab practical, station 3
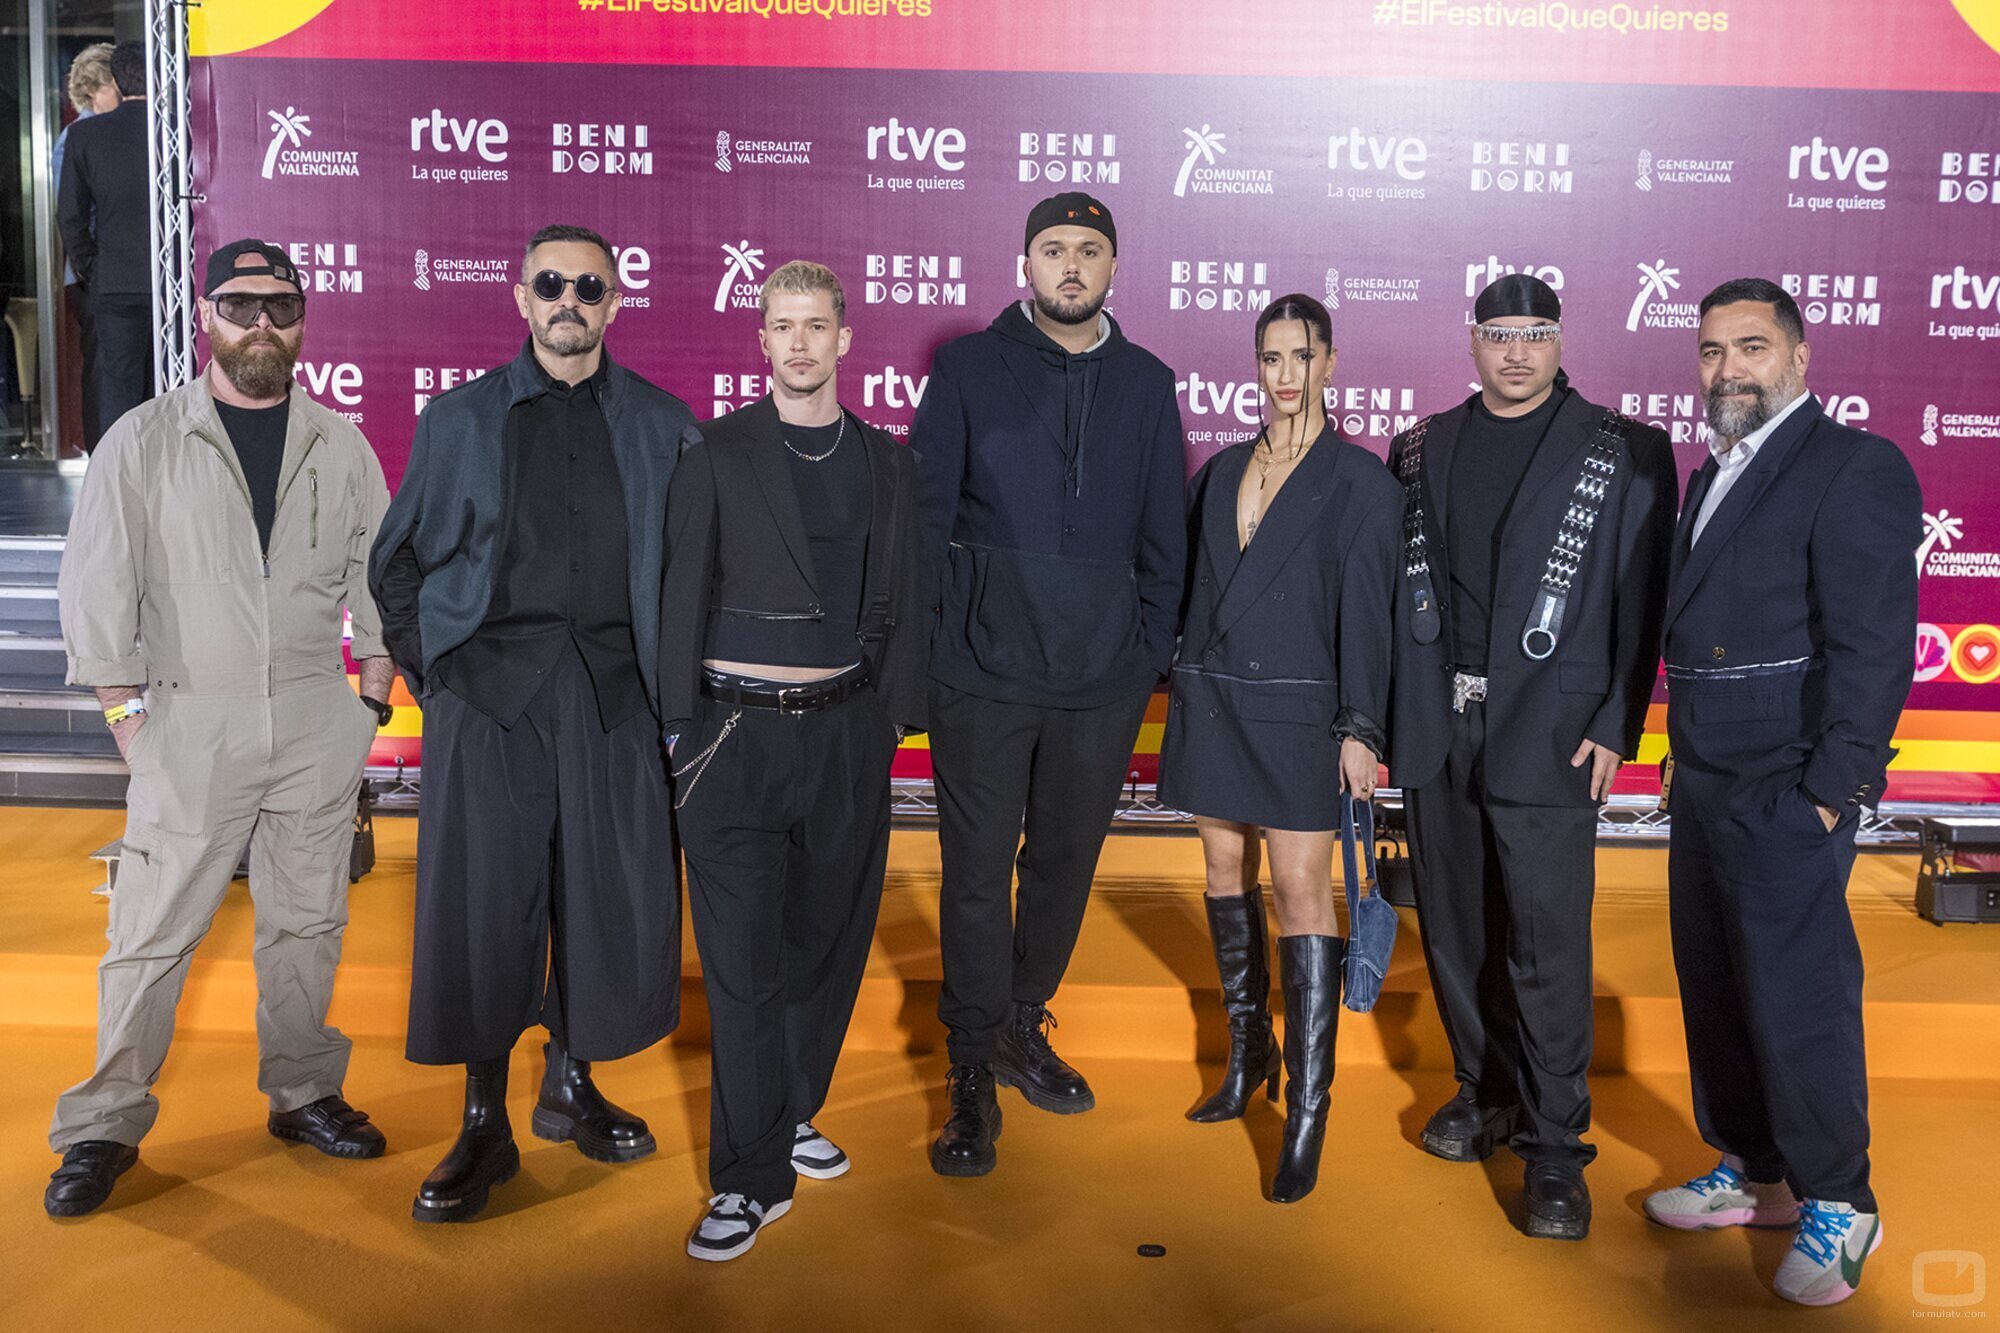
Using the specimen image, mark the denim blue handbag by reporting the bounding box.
[1342,795,1399,1013]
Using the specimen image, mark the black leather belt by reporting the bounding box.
[700,667,869,714]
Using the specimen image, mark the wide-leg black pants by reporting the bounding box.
[930,681,1153,1066]
[1405,701,1599,1167]
[406,646,679,1065]
[676,685,898,1205]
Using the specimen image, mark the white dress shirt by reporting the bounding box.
[1690,390,1811,546]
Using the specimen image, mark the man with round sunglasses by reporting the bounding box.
[1386,275,1677,1240]
[371,224,693,1224]
[47,239,396,1217]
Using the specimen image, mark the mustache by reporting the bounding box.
[547,309,587,327]
[1708,379,1760,398]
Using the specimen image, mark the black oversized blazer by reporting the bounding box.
[1662,395,1921,818]
[657,395,926,733]
[1386,388,1679,808]
[1170,430,1403,750]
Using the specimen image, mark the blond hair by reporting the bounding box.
[66,43,116,112]
[759,260,846,324]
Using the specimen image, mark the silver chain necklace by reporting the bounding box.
[784,412,846,463]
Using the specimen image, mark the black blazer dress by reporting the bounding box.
[1156,429,1401,831]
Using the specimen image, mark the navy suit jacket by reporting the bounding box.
[1662,395,1921,815]
[1387,389,1678,807]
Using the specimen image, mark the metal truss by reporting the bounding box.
[144,0,197,389]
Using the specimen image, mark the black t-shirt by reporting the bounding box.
[1446,389,1562,673]
[214,397,288,555]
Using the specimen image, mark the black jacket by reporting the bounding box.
[1662,395,1921,817]
[369,341,693,708]
[913,304,1186,708]
[658,396,926,733]
[1388,388,1678,807]
[57,100,150,295]
[1174,431,1401,751]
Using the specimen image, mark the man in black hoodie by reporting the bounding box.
[915,193,1186,1177]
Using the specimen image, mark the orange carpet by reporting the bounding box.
[3,808,1997,1329]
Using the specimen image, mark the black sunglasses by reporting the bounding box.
[531,269,611,305]
[213,292,306,329]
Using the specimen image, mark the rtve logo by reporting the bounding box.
[866,118,966,172]
[1787,137,1887,191]
[1931,266,2000,312]
[410,109,509,162]
[1463,257,1564,299]
[1327,129,1427,181]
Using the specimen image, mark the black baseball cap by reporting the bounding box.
[204,239,305,297]
[1025,192,1116,255]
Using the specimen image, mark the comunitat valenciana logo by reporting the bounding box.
[1917,508,2000,580]
[261,106,358,180]
[1779,272,1881,327]
[714,131,813,174]
[1322,267,1422,310]
[1635,148,1733,191]
[1922,402,2000,445]
[1174,125,1274,198]
[1170,259,1272,313]
[714,240,767,313]
[411,249,512,289]
[1019,132,1118,185]
[1625,259,1699,332]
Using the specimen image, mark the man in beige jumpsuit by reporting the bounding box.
[46,240,396,1218]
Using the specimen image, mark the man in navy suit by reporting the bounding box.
[1643,279,1919,1308]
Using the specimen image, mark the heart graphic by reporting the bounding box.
[1972,642,1996,668]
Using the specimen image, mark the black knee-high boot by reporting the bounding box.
[1188,889,1280,1123]
[1270,934,1343,1204]
[413,1057,520,1224]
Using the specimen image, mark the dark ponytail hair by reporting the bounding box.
[1254,292,1333,355]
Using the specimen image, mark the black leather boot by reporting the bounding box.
[1420,1089,1521,1163]
[1270,935,1343,1205]
[1524,1161,1591,1240]
[44,1141,138,1219]
[993,1002,1094,1114]
[929,1063,1003,1178]
[412,1058,520,1224]
[1188,889,1279,1123]
[531,1037,655,1164]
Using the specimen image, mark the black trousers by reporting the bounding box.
[67,283,100,447]
[1667,679,1873,1210]
[930,680,1153,1065]
[88,291,153,447]
[676,685,898,1204]
[1405,701,1598,1167]
[406,645,679,1065]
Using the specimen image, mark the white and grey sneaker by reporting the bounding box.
[1643,1158,1800,1231]
[686,1192,791,1262]
[1774,1200,1883,1306]
[792,1122,850,1180]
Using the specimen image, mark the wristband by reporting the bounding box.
[103,698,147,725]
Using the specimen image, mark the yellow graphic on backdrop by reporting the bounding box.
[1954,0,2000,54]
[189,0,338,57]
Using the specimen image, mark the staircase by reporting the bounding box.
[0,537,128,805]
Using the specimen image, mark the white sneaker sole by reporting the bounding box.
[793,1154,849,1181]
[1777,1219,1884,1307]
[687,1197,792,1262]
[1644,1200,1799,1231]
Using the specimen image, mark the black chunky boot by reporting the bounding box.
[531,1038,656,1164]
[1188,889,1279,1123]
[412,1057,520,1224]
[1269,935,1343,1205]
[993,1002,1094,1114]
[929,1063,1003,1178]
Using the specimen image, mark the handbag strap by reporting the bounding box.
[1340,794,1379,918]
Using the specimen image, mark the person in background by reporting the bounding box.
[53,43,119,447]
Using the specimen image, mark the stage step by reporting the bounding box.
[4,811,1996,1083]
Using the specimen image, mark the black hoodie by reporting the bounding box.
[913,303,1187,708]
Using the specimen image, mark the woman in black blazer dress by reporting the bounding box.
[1156,293,1401,1203]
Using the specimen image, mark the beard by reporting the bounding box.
[1032,284,1106,327]
[212,331,298,399]
[1704,367,1800,441]
[534,309,602,357]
